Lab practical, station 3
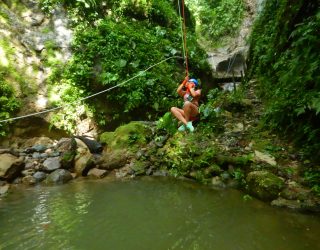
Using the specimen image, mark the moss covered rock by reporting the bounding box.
[98,149,129,170]
[100,121,152,151]
[130,160,150,176]
[246,170,285,201]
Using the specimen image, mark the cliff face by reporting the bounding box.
[0,0,72,138]
[205,0,259,79]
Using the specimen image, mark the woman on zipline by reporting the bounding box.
[171,76,201,132]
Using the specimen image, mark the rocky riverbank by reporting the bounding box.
[1,0,319,216]
[1,100,320,213]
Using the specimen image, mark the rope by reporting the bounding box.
[177,0,186,67]
[223,53,237,78]
[177,0,189,77]
[0,56,182,124]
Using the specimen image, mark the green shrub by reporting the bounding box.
[0,74,20,136]
[186,0,245,47]
[248,0,320,162]
[46,0,209,131]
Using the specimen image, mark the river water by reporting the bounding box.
[0,177,319,250]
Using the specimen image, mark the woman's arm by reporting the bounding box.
[186,83,200,98]
[177,77,188,97]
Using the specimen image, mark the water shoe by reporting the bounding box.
[186,122,194,132]
[178,124,186,132]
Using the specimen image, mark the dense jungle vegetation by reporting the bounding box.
[247,0,320,185]
[42,0,211,131]
[0,0,246,134]
[0,0,319,184]
[186,0,245,47]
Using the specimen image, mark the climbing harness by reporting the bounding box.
[0,56,182,124]
[177,0,189,77]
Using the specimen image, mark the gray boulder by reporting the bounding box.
[33,171,47,183]
[246,170,285,201]
[74,139,94,176]
[43,157,61,172]
[46,169,73,184]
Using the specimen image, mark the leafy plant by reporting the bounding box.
[186,0,245,47]
[304,168,320,196]
[46,0,209,130]
[0,76,20,136]
[248,0,320,162]
[156,112,178,135]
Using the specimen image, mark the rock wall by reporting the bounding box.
[0,0,72,138]
[206,0,259,79]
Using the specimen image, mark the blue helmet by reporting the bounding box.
[188,78,199,87]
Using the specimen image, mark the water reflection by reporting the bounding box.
[0,178,319,250]
[32,190,51,234]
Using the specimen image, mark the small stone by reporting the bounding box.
[22,176,36,185]
[32,152,42,159]
[33,171,47,183]
[233,123,244,132]
[0,185,10,196]
[152,170,169,177]
[136,150,143,159]
[211,176,226,189]
[40,153,49,158]
[115,169,129,179]
[50,152,60,157]
[22,169,35,176]
[271,198,303,211]
[146,167,154,176]
[254,150,277,166]
[220,171,230,181]
[43,157,61,172]
[45,148,53,154]
[87,168,107,178]
[32,145,47,153]
[12,177,22,184]
[46,169,73,184]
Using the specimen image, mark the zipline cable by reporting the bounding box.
[177,0,189,77]
[177,0,186,68]
[0,56,182,124]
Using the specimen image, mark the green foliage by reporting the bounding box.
[233,168,246,187]
[304,167,320,196]
[156,112,178,135]
[40,0,182,28]
[46,0,209,129]
[248,0,320,162]
[0,73,20,136]
[186,0,245,47]
[242,194,253,201]
[100,121,152,150]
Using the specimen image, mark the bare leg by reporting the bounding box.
[183,101,199,122]
[171,107,187,125]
